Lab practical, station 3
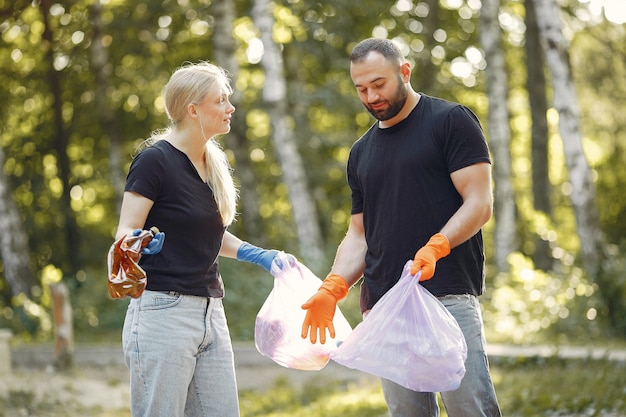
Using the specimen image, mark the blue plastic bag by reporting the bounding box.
[255,255,353,371]
[331,260,467,392]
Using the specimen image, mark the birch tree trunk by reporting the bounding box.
[532,0,603,273]
[479,0,516,270]
[211,0,263,241]
[524,0,553,271]
[0,146,34,297]
[532,0,626,336]
[251,0,324,268]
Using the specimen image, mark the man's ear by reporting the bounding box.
[400,62,411,82]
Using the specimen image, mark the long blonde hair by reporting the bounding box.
[146,62,238,226]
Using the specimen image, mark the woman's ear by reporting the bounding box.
[187,103,198,119]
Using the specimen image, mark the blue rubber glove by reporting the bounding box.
[237,242,278,272]
[132,229,165,255]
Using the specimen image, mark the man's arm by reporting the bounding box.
[411,162,492,279]
[328,212,368,287]
[301,212,368,344]
[440,162,493,248]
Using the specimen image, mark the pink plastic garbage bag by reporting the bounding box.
[331,260,467,392]
[254,255,353,371]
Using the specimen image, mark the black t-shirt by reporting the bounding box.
[347,94,491,312]
[125,140,226,297]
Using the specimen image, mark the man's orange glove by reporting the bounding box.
[301,273,349,344]
[410,233,451,281]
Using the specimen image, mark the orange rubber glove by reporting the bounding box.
[301,273,349,344]
[410,233,451,281]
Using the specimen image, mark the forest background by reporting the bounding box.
[0,0,625,350]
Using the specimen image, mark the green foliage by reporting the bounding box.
[1,0,626,344]
[220,258,276,341]
[483,251,610,344]
[492,356,626,417]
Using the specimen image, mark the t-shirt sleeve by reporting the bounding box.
[347,142,364,215]
[443,105,491,174]
[125,146,165,202]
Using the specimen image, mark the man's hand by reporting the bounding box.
[410,233,450,280]
[301,273,349,344]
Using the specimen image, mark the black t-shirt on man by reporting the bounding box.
[347,94,491,312]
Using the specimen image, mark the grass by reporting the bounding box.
[238,357,626,417]
[1,357,624,416]
[491,356,626,416]
[239,376,388,417]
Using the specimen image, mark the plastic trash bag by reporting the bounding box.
[255,255,353,371]
[107,228,159,299]
[331,260,467,392]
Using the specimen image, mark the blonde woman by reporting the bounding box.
[113,62,292,417]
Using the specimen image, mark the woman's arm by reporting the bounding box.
[219,231,244,259]
[115,191,155,240]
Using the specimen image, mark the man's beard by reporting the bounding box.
[365,80,408,121]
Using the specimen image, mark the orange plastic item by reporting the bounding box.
[107,227,159,299]
[410,233,451,280]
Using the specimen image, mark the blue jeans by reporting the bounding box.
[122,290,240,417]
[380,294,501,417]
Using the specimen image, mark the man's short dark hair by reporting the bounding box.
[350,38,404,64]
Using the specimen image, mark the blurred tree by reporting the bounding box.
[212,0,264,242]
[532,0,626,336]
[533,0,603,275]
[252,0,324,267]
[0,0,625,342]
[0,145,34,298]
[90,0,125,209]
[480,0,516,270]
[524,0,553,271]
[40,0,80,276]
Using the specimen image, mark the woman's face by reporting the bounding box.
[196,84,235,138]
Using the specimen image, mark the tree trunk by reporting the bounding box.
[414,0,440,92]
[40,0,80,275]
[51,281,73,371]
[533,0,626,335]
[479,0,516,270]
[252,0,324,268]
[524,0,553,270]
[0,146,34,297]
[532,0,603,272]
[211,0,263,241]
[90,0,125,208]
[530,0,626,335]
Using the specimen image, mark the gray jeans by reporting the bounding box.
[380,294,501,417]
